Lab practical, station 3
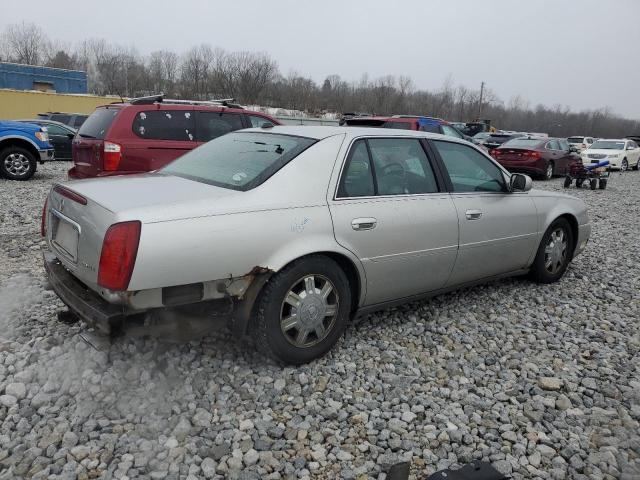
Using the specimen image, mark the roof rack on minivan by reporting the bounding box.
[126,93,243,109]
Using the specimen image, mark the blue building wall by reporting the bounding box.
[0,62,87,94]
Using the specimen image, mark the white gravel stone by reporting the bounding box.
[1,163,639,478]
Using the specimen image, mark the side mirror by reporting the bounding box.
[510,173,532,192]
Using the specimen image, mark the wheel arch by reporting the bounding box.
[0,137,40,162]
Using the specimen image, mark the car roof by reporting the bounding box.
[241,125,468,142]
[100,102,248,114]
[594,138,627,142]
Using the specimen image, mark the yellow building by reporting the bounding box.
[0,88,120,120]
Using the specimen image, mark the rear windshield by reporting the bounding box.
[382,121,413,130]
[591,140,625,150]
[567,137,584,143]
[501,139,544,148]
[77,108,120,139]
[161,132,317,191]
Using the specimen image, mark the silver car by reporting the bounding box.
[43,126,591,364]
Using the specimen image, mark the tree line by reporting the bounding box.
[1,22,638,138]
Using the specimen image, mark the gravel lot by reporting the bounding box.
[1,162,639,480]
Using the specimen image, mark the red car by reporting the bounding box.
[344,115,470,140]
[490,137,580,180]
[69,95,280,179]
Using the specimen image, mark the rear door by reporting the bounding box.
[329,137,459,305]
[127,108,197,171]
[430,139,538,286]
[72,107,121,177]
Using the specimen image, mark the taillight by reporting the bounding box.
[525,150,541,159]
[490,149,499,157]
[98,221,141,291]
[54,185,87,205]
[103,141,122,171]
[41,198,48,237]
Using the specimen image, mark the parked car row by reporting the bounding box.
[42,125,591,363]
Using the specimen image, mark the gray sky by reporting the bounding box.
[2,0,639,118]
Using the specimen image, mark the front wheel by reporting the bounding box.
[544,161,554,180]
[634,159,640,171]
[529,218,574,284]
[563,176,572,188]
[253,255,352,365]
[0,147,37,180]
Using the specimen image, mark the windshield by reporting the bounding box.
[162,132,317,190]
[473,132,490,139]
[77,107,120,139]
[591,140,625,150]
[501,138,544,148]
[567,137,584,143]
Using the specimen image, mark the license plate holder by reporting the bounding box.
[51,211,79,262]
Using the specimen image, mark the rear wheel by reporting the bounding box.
[529,218,573,284]
[635,159,640,171]
[0,147,37,180]
[563,176,572,188]
[621,158,628,172]
[599,178,607,189]
[590,178,597,190]
[253,255,352,365]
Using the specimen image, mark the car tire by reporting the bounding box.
[0,147,37,180]
[621,158,628,172]
[575,178,584,188]
[599,178,607,189]
[634,159,640,171]
[563,176,572,188]
[253,255,352,365]
[529,218,574,284]
[544,161,554,180]
[589,178,597,190]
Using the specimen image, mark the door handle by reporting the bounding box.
[351,217,377,230]
[465,209,483,220]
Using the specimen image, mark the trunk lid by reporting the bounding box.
[495,148,538,161]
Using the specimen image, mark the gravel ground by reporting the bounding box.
[0,162,639,480]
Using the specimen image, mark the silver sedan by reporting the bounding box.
[43,126,591,364]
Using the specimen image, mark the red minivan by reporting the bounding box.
[69,96,280,179]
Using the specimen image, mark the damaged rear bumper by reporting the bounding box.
[44,251,125,334]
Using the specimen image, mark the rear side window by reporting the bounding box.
[77,108,120,139]
[196,112,244,141]
[419,124,440,134]
[337,138,439,197]
[132,110,195,141]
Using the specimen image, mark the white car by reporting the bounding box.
[568,136,595,153]
[581,139,640,171]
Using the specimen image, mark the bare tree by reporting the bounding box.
[2,22,51,65]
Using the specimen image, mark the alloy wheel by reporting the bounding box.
[545,163,553,180]
[3,153,31,177]
[280,274,339,348]
[544,228,568,274]
[621,159,628,172]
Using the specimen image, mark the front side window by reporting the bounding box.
[196,112,244,141]
[337,138,439,197]
[433,140,506,193]
[132,110,195,141]
[441,125,464,139]
[162,132,316,191]
[546,140,560,150]
[248,115,274,128]
[558,139,570,151]
[45,124,69,136]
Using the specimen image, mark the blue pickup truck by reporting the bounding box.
[0,120,55,180]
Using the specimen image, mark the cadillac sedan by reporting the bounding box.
[43,126,591,364]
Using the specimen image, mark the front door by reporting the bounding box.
[430,139,539,286]
[329,137,459,305]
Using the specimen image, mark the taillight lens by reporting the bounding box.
[98,221,141,291]
[526,150,541,159]
[490,149,499,157]
[41,198,48,237]
[103,141,122,171]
